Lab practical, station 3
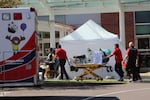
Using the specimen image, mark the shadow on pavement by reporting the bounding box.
[0,96,120,100]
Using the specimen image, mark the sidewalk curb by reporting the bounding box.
[41,80,127,87]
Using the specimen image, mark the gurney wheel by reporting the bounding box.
[75,76,82,81]
[80,77,84,81]
[100,78,103,81]
[96,77,102,81]
[95,77,103,81]
[96,77,99,81]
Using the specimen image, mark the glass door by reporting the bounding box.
[136,36,150,68]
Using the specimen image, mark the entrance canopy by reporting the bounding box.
[17,0,150,48]
[19,0,150,16]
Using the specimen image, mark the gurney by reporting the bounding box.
[72,63,106,81]
[69,49,111,81]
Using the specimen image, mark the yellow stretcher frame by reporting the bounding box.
[74,63,106,81]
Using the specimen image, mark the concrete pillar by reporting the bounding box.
[49,10,56,48]
[119,2,126,48]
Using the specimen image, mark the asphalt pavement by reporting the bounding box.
[0,72,149,100]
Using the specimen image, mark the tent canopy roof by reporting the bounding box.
[60,20,118,41]
[18,0,150,16]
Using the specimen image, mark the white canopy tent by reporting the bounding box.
[60,20,125,79]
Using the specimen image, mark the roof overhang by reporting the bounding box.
[18,0,150,16]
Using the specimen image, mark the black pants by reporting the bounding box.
[59,59,69,80]
[126,63,139,81]
[115,62,124,78]
[136,67,142,80]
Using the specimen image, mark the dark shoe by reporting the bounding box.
[118,77,124,81]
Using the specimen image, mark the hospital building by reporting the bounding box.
[17,0,150,71]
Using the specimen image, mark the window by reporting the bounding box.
[44,43,50,49]
[138,38,149,49]
[136,25,150,35]
[135,11,150,35]
[2,13,11,20]
[38,32,42,39]
[135,11,150,68]
[55,31,60,38]
[44,43,50,56]
[43,32,50,38]
[135,11,150,23]
[39,43,42,51]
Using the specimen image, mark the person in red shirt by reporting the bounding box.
[107,43,124,81]
[55,44,69,80]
